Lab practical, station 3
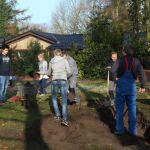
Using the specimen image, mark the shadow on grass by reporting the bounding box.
[137,99,150,105]
[0,116,24,123]
[6,86,17,100]
[78,85,115,133]
[117,135,150,150]
[48,95,54,114]
[136,98,150,127]
[0,136,23,142]
[78,84,150,150]
[24,82,50,150]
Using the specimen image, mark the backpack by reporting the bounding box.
[0,37,5,48]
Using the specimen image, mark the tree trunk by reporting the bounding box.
[146,0,150,51]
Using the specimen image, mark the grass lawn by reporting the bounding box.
[79,80,150,121]
[0,80,149,150]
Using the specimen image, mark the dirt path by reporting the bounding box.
[7,83,150,150]
[34,105,150,150]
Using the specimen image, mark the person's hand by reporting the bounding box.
[36,71,41,74]
[39,78,42,81]
[105,66,111,71]
[139,88,145,93]
[9,76,12,80]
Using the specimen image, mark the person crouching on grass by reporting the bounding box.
[46,49,71,127]
[112,44,145,136]
[37,53,49,96]
[0,44,11,105]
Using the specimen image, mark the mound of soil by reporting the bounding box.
[24,105,150,150]
[144,126,150,143]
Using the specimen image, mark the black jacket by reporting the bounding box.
[107,59,117,81]
[0,54,11,76]
[112,56,145,88]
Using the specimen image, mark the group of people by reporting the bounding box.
[107,45,145,136]
[0,43,146,134]
[37,49,80,127]
[0,44,79,127]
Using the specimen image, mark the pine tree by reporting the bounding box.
[145,0,150,44]
[0,0,13,36]
[0,0,30,36]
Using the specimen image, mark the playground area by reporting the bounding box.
[0,79,149,150]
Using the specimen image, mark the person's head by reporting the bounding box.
[38,53,45,61]
[119,46,126,56]
[62,50,69,59]
[53,49,62,56]
[1,44,9,56]
[111,51,117,62]
[123,44,134,56]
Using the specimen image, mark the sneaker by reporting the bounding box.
[0,100,5,105]
[75,101,80,105]
[103,100,111,107]
[61,120,69,127]
[74,97,80,102]
[128,131,137,137]
[114,130,124,136]
[68,100,76,105]
[74,98,80,105]
[54,116,61,121]
[110,100,115,106]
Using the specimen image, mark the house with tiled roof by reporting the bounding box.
[5,30,84,51]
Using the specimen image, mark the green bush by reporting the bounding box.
[71,23,123,79]
[72,39,113,79]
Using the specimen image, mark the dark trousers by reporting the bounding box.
[39,79,47,94]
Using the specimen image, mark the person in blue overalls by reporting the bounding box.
[112,44,145,136]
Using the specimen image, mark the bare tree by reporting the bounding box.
[50,0,91,34]
[29,23,50,32]
[19,22,50,33]
[50,0,131,34]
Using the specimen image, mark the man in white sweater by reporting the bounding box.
[47,49,71,127]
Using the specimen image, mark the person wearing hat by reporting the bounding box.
[112,44,145,136]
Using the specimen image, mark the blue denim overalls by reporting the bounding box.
[115,56,136,135]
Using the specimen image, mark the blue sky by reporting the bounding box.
[17,0,61,24]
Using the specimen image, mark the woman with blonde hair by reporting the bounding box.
[37,53,49,95]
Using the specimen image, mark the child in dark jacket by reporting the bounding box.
[112,45,145,136]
